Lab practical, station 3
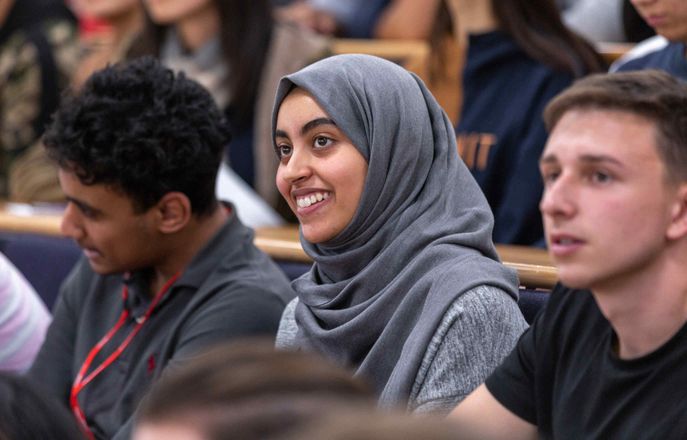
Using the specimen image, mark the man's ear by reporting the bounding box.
[154,192,192,235]
[667,184,687,240]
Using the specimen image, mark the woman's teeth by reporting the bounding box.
[297,192,330,208]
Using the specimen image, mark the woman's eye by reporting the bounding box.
[313,136,332,148]
[276,144,292,158]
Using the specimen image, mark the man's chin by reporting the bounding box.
[86,259,118,276]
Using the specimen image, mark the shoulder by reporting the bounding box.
[275,297,299,349]
[203,218,296,306]
[611,36,671,72]
[438,284,525,329]
[410,285,528,414]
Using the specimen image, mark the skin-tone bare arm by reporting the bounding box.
[373,0,441,39]
[448,384,537,440]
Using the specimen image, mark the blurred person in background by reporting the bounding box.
[431,0,605,246]
[133,340,374,440]
[128,0,329,222]
[612,0,687,79]
[70,0,144,88]
[556,0,626,43]
[0,0,78,202]
[275,0,442,40]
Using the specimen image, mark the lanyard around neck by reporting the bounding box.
[70,272,181,440]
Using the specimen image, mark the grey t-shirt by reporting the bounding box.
[276,284,528,414]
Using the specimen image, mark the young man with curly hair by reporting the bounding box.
[27,57,295,440]
[449,70,687,438]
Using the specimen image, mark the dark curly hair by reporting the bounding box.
[44,56,231,216]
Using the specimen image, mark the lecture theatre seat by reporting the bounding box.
[0,232,81,310]
[518,288,549,324]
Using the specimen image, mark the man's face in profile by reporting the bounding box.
[58,169,162,275]
[539,109,679,291]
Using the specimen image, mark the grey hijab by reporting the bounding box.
[272,54,518,406]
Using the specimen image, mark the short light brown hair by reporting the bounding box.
[136,339,374,440]
[544,70,687,182]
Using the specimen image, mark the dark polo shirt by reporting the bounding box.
[28,209,295,439]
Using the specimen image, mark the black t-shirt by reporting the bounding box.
[486,284,687,439]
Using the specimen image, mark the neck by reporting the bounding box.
[107,6,144,44]
[592,247,687,359]
[176,3,220,52]
[447,0,498,48]
[149,205,228,294]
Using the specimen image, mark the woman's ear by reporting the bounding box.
[667,184,687,241]
[154,192,192,235]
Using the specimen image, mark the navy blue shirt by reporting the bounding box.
[616,41,687,80]
[456,31,574,246]
[225,106,256,188]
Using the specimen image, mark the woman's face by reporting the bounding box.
[143,0,214,25]
[630,0,687,42]
[275,88,368,244]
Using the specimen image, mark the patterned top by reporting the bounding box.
[0,18,78,200]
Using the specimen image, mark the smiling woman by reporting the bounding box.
[272,54,528,414]
[275,89,367,243]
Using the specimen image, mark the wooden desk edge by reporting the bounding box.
[0,211,558,290]
[254,234,558,290]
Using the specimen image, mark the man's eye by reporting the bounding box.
[591,171,612,184]
[541,170,559,185]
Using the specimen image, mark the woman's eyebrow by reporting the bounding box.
[301,117,336,135]
[275,118,337,140]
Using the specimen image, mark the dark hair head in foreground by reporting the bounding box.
[43,56,231,216]
[134,339,375,440]
[544,69,687,183]
[278,410,461,440]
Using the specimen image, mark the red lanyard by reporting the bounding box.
[70,272,181,440]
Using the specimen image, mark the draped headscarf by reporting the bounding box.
[272,54,519,406]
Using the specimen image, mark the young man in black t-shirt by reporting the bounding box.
[449,70,687,438]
